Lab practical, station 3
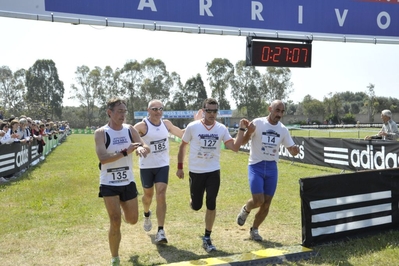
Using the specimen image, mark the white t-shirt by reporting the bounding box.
[0,130,13,144]
[249,117,295,165]
[182,120,233,173]
[99,124,135,186]
[139,117,170,169]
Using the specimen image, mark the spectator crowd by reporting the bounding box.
[0,114,70,183]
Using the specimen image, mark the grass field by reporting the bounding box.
[1,134,398,266]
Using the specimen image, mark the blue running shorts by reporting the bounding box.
[248,160,278,196]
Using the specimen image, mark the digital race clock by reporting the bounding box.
[246,37,312,68]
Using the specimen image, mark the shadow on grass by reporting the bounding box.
[128,233,286,265]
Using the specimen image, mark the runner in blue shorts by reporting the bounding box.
[236,100,300,241]
[248,160,278,196]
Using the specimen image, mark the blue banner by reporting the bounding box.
[44,0,399,38]
[134,110,232,119]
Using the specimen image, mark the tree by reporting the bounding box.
[69,65,101,127]
[301,95,325,122]
[0,66,27,117]
[364,83,379,123]
[350,102,360,114]
[324,92,343,124]
[0,66,13,113]
[94,66,124,124]
[121,60,142,123]
[168,73,208,127]
[99,66,124,104]
[335,91,366,115]
[139,58,172,111]
[230,60,266,119]
[206,58,234,110]
[61,106,89,128]
[26,60,64,120]
[12,69,27,116]
[285,100,297,115]
[181,74,207,110]
[260,67,293,101]
[168,72,186,111]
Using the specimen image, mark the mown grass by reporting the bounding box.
[0,133,398,266]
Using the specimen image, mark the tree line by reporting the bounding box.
[0,58,398,128]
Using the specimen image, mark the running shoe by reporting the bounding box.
[250,228,263,241]
[155,229,168,244]
[237,205,249,226]
[143,211,152,232]
[202,236,216,253]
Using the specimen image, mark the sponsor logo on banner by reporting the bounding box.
[324,147,349,166]
[323,144,398,170]
[0,152,16,174]
[16,145,29,167]
[350,145,398,169]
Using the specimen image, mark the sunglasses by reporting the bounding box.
[204,109,218,114]
[114,109,128,114]
[150,107,164,112]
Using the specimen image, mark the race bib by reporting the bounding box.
[107,166,130,184]
[150,138,167,154]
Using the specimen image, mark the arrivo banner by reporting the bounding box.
[1,0,399,39]
[42,0,399,37]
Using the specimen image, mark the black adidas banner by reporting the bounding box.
[0,132,67,178]
[300,168,399,247]
[278,137,399,171]
[0,140,42,178]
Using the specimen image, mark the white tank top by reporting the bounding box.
[99,124,135,186]
[182,120,233,173]
[249,117,294,165]
[139,117,170,169]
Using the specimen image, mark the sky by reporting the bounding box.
[1,16,399,109]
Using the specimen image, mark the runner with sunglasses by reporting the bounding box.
[134,99,202,244]
[176,97,249,253]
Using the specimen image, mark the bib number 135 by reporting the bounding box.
[112,171,127,180]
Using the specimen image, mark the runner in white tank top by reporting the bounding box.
[99,123,135,186]
[134,99,201,244]
[95,98,150,265]
[139,117,170,169]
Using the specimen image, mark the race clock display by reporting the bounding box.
[246,37,312,68]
